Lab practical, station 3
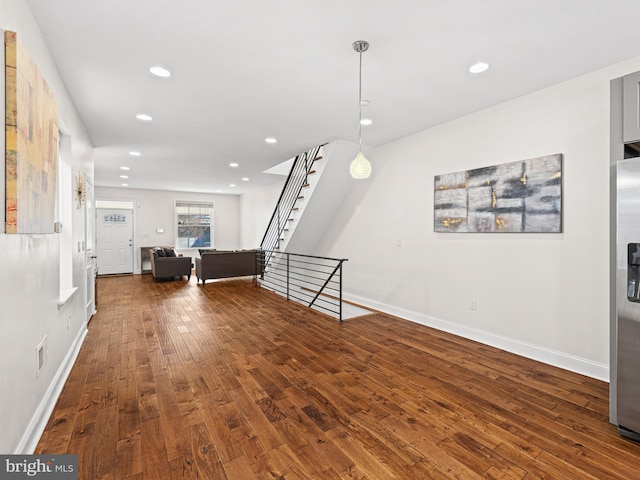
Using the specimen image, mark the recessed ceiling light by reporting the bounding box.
[129,151,141,156]
[360,118,373,126]
[229,162,239,168]
[136,113,152,121]
[149,65,171,78]
[242,177,250,182]
[469,62,489,74]
[265,137,277,144]
[120,175,129,179]
[360,99,370,107]
[229,184,237,187]
[120,166,130,170]
[121,183,129,187]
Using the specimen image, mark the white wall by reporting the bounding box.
[317,55,640,381]
[95,186,242,269]
[239,178,285,249]
[0,0,94,453]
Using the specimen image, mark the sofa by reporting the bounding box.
[150,247,192,281]
[195,250,262,284]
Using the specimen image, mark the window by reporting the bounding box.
[176,201,213,248]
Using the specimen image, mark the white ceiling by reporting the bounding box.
[25,0,640,195]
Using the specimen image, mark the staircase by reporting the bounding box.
[260,140,365,255]
[260,144,324,254]
[258,140,367,321]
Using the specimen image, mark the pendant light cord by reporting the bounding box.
[358,50,363,151]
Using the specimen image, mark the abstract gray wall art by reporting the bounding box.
[434,154,562,233]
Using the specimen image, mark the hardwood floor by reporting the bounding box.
[37,274,640,479]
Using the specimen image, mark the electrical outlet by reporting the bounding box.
[470,298,477,311]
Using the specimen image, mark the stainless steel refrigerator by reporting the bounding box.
[616,157,640,441]
[610,72,640,441]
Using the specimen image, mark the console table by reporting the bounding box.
[140,246,155,274]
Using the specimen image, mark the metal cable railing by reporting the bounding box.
[260,144,324,260]
[257,250,348,322]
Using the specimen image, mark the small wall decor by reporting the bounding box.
[75,173,87,208]
[5,30,59,233]
[434,153,562,233]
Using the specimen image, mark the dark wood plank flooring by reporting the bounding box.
[36,274,640,479]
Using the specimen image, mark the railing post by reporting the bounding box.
[339,261,343,323]
[286,253,290,300]
[304,153,309,186]
[277,205,280,249]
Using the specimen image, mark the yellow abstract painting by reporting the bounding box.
[5,30,58,233]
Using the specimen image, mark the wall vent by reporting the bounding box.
[36,335,48,378]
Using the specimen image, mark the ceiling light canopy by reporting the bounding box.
[129,151,141,156]
[265,137,277,144]
[229,162,239,168]
[350,40,372,180]
[149,65,171,78]
[469,62,489,73]
[136,113,152,121]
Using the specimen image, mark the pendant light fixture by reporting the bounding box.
[350,40,372,179]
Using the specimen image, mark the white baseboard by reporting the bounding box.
[344,292,609,382]
[15,322,89,454]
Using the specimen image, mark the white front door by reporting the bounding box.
[97,208,134,275]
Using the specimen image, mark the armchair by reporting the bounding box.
[150,247,192,281]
